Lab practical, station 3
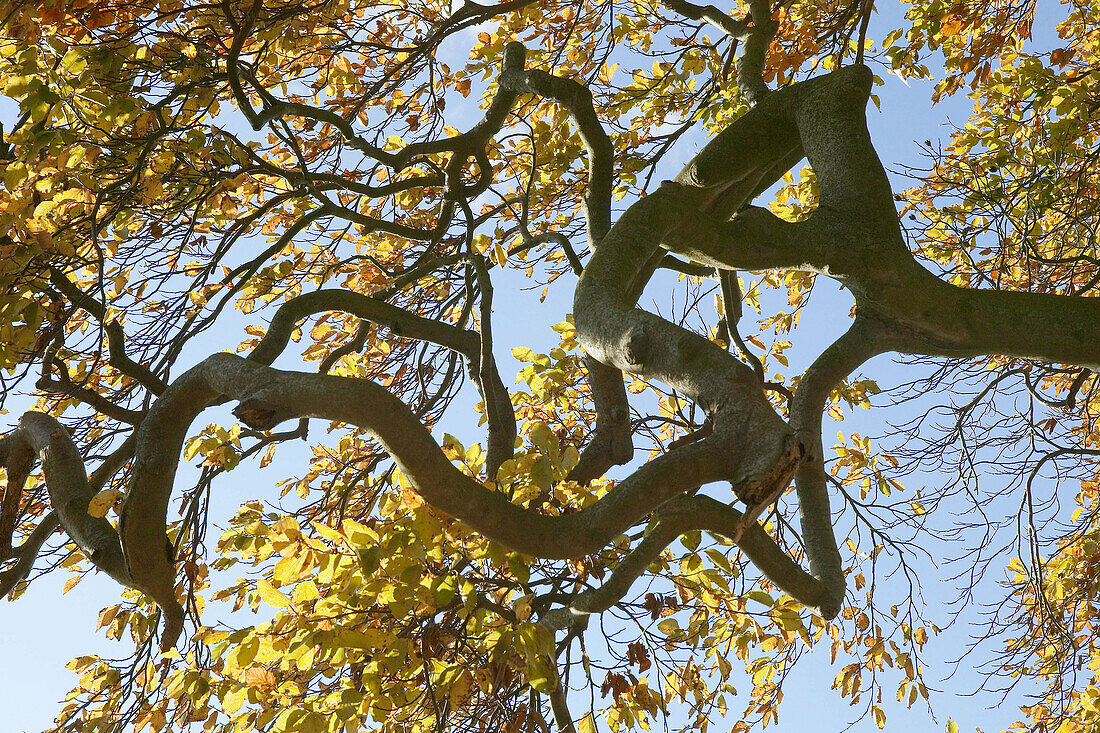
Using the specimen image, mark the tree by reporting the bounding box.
[1,0,1098,730]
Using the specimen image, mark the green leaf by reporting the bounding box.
[657,618,680,636]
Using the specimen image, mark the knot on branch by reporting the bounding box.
[730,431,801,542]
[502,41,526,72]
[675,332,704,362]
[623,325,650,368]
[233,399,286,431]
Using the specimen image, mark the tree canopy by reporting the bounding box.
[1,0,1099,731]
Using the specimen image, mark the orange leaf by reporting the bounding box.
[939,15,964,36]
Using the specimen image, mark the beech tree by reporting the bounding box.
[1,0,1099,731]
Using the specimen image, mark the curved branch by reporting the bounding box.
[493,42,629,482]
[101,345,809,648]
[565,356,633,485]
[224,6,398,166]
[659,0,751,38]
[1,431,137,595]
[250,289,480,366]
[390,42,528,169]
[545,492,833,629]
[469,258,517,480]
[788,318,887,616]
[739,0,777,107]
[0,511,60,597]
[498,43,614,249]
[249,288,515,478]
[0,434,34,557]
[718,268,765,381]
[664,64,1100,372]
[575,186,786,428]
[9,413,132,587]
[2,415,183,648]
[129,353,732,563]
[37,364,146,425]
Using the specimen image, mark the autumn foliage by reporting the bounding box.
[1,0,1099,732]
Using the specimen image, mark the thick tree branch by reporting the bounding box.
[469,257,517,480]
[739,0,777,107]
[2,416,183,650]
[8,413,134,588]
[1,432,136,595]
[660,0,751,38]
[129,353,727,563]
[0,434,34,557]
[662,65,1100,372]
[789,319,887,616]
[864,272,1100,371]
[84,345,802,651]
[544,492,833,630]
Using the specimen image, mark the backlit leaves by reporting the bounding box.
[4,1,1100,733]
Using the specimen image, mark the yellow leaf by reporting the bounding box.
[96,605,120,631]
[87,487,120,518]
[244,666,276,689]
[312,521,346,544]
[292,581,321,604]
[256,578,290,608]
[342,519,378,546]
[448,668,475,709]
[336,628,396,649]
[222,686,247,715]
[301,712,326,733]
[579,714,598,733]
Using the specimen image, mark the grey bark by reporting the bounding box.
[6,50,1098,657]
